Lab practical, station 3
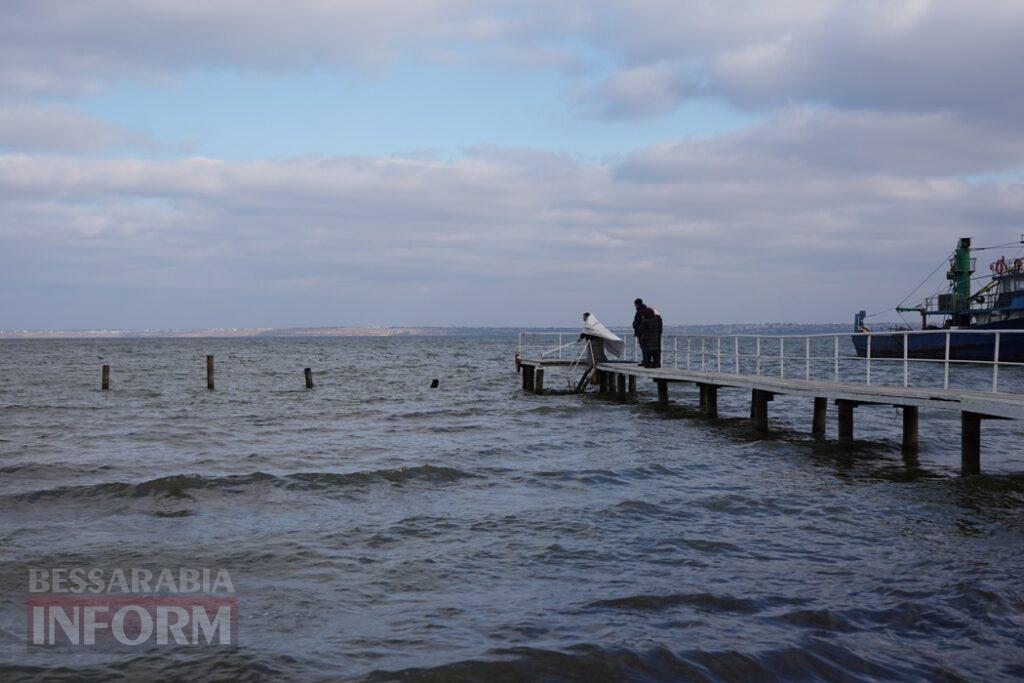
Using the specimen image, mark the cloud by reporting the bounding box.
[0,104,154,152]
[576,0,1024,124]
[3,107,1024,327]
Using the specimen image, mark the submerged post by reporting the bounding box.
[628,375,636,394]
[616,373,626,402]
[961,412,981,475]
[206,355,214,390]
[812,397,827,435]
[902,406,919,455]
[751,389,772,432]
[656,379,668,405]
[305,367,314,389]
[101,364,110,391]
[534,368,545,395]
[836,400,854,442]
[700,384,718,419]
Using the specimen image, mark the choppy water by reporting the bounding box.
[2,336,1024,681]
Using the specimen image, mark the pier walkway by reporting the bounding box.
[517,329,1024,475]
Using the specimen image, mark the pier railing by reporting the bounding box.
[519,329,1024,395]
[663,330,1024,395]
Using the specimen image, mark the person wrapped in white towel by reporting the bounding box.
[579,312,625,364]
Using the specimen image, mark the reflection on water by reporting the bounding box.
[1,337,1023,680]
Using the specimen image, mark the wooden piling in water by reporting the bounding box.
[534,368,545,395]
[812,397,827,435]
[206,355,214,390]
[751,389,772,432]
[628,375,636,394]
[700,384,718,419]
[101,364,110,391]
[430,378,439,388]
[305,367,314,389]
[836,400,854,442]
[902,406,919,455]
[616,374,626,401]
[961,411,981,475]
[656,379,668,405]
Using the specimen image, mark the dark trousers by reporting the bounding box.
[642,346,661,367]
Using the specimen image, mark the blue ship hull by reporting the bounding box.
[852,320,1024,362]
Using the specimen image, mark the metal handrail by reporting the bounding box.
[521,329,1024,395]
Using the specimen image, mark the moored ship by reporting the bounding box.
[853,237,1024,362]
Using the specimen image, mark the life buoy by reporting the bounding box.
[995,258,1006,275]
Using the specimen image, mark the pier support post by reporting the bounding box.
[616,374,626,401]
[522,365,535,392]
[901,406,919,455]
[836,400,854,442]
[206,355,214,390]
[961,411,982,475]
[656,380,668,405]
[700,384,718,419]
[101,364,110,391]
[628,375,636,394]
[305,367,314,389]
[751,390,772,432]
[534,368,545,395]
[812,397,827,435]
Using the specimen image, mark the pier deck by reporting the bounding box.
[517,356,1024,474]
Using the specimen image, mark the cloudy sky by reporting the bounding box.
[3,0,1024,329]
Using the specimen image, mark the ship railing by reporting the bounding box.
[658,330,1024,395]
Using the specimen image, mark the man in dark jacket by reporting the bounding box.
[632,298,647,365]
[639,306,663,367]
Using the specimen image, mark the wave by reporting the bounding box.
[12,465,476,503]
[584,591,805,614]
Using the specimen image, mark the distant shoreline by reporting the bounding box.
[0,323,857,340]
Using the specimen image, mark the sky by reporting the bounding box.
[3,0,1024,329]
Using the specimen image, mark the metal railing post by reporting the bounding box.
[717,337,721,372]
[518,332,522,357]
[805,337,810,380]
[634,336,639,363]
[866,334,872,385]
[903,332,908,388]
[734,337,739,374]
[687,338,692,370]
[993,332,1001,392]
[834,335,839,381]
[674,337,678,368]
[701,337,706,371]
[944,331,951,390]
[756,337,761,376]
[558,333,563,360]
[780,337,785,379]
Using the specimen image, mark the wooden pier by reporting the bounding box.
[517,357,1023,475]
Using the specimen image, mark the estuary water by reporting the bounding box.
[1,336,1023,681]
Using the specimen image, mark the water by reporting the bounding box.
[2,337,1024,681]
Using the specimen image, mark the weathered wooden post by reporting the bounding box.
[534,368,545,395]
[700,384,718,419]
[836,400,854,442]
[751,390,772,432]
[902,406,919,455]
[101,364,110,391]
[598,370,607,393]
[305,368,314,389]
[656,379,668,405]
[961,412,981,475]
[523,364,535,392]
[616,373,626,401]
[206,355,214,390]
[812,397,827,435]
[628,375,636,394]
[430,378,439,388]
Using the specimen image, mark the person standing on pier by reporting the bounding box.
[639,306,663,367]
[633,298,648,364]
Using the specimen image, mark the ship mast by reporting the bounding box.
[949,237,973,327]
